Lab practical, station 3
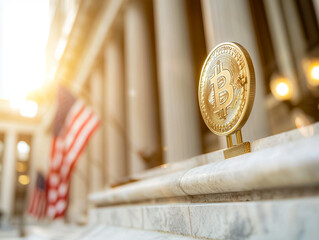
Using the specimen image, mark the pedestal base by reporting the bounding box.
[223,142,251,159]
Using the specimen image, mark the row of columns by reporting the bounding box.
[85,0,269,187]
[0,124,46,224]
[86,0,204,184]
[117,0,202,175]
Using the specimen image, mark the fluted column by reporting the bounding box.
[153,0,202,163]
[201,0,269,147]
[314,0,319,25]
[264,0,306,100]
[0,130,16,220]
[104,33,127,184]
[125,0,160,174]
[68,148,89,224]
[88,69,105,192]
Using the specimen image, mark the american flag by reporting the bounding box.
[27,171,47,218]
[46,86,100,219]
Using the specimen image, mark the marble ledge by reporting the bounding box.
[90,197,319,240]
[79,225,199,240]
[130,123,319,181]
[89,124,319,206]
[27,224,198,240]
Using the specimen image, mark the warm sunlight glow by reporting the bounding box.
[0,0,49,105]
[19,100,38,118]
[18,175,30,185]
[17,141,30,155]
[270,75,293,101]
[17,141,30,161]
[308,63,319,86]
[310,65,319,81]
[303,58,319,87]
[276,82,289,96]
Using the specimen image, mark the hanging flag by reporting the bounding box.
[46,86,100,219]
[27,171,47,219]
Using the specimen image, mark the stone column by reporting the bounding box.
[104,33,127,185]
[264,0,307,99]
[125,0,160,174]
[153,0,202,163]
[28,128,50,198]
[201,0,269,146]
[68,148,89,224]
[314,0,319,25]
[88,69,104,192]
[0,130,16,220]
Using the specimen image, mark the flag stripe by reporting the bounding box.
[46,87,100,219]
[28,189,36,215]
[35,192,42,217]
[65,112,94,156]
[39,193,46,218]
[27,172,47,219]
[32,191,40,216]
[51,138,64,170]
[65,115,100,165]
[63,102,85,138]
[72,119,100,170]
[67,119,100,180]
[64,101,84,129]
[50,138,57,159]
[64,107,92,150]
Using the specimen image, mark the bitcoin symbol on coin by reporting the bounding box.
[198,42,256,158]
[198,42,255,136]
[208,61,234,119]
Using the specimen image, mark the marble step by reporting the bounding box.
[90,196,319,240]
[26,225,199,240]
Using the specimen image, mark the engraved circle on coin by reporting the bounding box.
[199,42,255,136]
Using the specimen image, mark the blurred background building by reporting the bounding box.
[0,0,319,238]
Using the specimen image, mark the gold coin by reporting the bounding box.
[198,42,255,136]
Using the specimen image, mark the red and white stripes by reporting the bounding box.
[46,100,100,219]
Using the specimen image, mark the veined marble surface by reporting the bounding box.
[79,225,199,240]
[90,128,319,205]
[129,123,319,181]
[25,224,198,240]
[90,196,319,240]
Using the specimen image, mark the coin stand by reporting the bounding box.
[224,130,251,159]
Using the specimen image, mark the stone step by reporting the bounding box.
[90,196,319,240]
[26,225,199,240]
